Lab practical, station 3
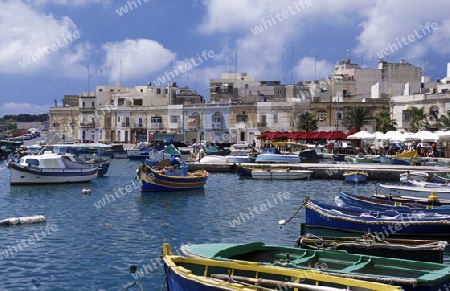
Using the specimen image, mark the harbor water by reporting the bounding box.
[0,159,448,290]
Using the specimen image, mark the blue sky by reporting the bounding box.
[1,0,450,117]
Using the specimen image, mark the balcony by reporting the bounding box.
[80,122,95,127]
[79,106,95,112]
[117,122,130,127]
[212,124,222,131]
[257,122,267,128]
[131,122,145,129]
[150,123,162,129]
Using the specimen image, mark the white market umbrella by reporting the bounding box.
[411,130,438,142]
[347,131,375,140]
[380,131,405,142]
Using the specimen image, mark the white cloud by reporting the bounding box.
[27,0,109,7]
[0,1,85,74]
[293,57,333,80]
[101,39,176,84]
[0,102,51,117]
[354,0,450,64]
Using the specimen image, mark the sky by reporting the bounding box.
[1,0,450,117]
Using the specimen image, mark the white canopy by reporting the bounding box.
[411,130,438,142]
[347,131,375,140]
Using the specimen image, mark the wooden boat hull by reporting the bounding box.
[180,242,449,291]
[140,165,208,192]
[164,243,401,291]
[9,162,98,185]
[343,171,368,183]
[296,233,447,263]
[336,191,450,213]
[305,199,450,237]
[251,169,312,180]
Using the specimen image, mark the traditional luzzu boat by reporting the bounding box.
[251,168,313,180]
[163,243,401,291]
[296,232,448,263]
[304,198,450,237]
[343,171,368,183]
[8,151,98,185]
[179,241,450,291]
[139,159,208,192]
[335,191,450,213]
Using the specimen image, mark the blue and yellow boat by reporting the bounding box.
[139,160,208,192]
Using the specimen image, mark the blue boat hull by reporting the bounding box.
[164,263,224,291]
[305,200,450,237]
[344,174,367,183]
[336,191,450,214]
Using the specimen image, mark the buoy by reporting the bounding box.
[428,191,439,201]
[82,187,91,194]
[0,215,46,226]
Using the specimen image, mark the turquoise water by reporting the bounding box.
[0,159,446,290]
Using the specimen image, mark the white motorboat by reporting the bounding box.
[251,168,313,180]
[399,171,430,183]
[9,151,98,185]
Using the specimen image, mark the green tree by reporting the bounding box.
[409,106,429,132]
[375,110,397,133]
[342,106,371,132]
[298,111,318,131]
[437,110,450,130]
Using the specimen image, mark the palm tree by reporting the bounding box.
[298,112,318,131]
[375,110,397,133]
[342,106,371,132]
[409,106,429,132]
[437,110,450,130]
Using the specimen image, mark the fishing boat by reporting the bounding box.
[430,172,450,184]
[379,183,450,198]
[400,171,430,183]
[296,232,447,263]
[139,159,208,192]
[225,142,259,163]
[251,168,313,180]
[255,147,301,163]
[163,243,401,291]
[9,151,98,185]
[304,198,450,237]
[343,171,368,183]
[298,148,323,163]
[336,191,450,213]
[180,241,450,291]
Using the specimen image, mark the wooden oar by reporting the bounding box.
[211,274,346,291]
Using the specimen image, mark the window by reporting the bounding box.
[273,113,278,123]
[403,111,412,122]
[170,116,178,123]
[82,102,85,107]
[151,117,162,123]
[212,116,221,123]
[156,88,161,94]
[118,98,125,106]
[117,116,121,122]
[91,101,95,107]
[134,99,143,106]
[317,112,327,122]
[99,89,103,92]
[236,114,248,123]
[125,117,130,127]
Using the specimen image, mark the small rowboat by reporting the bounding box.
[296,232,448,263]
[343,171,368,183]
[164,243,401,291]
